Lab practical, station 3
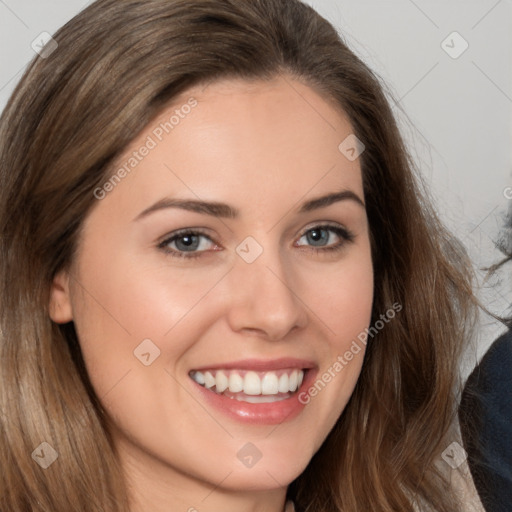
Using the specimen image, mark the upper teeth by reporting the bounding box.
[190,369,305,395]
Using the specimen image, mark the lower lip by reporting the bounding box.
[191,370,317,425]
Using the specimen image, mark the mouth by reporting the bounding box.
[188,359,316,425]
[189,368,306,403]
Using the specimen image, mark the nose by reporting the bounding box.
[225,245,308,341]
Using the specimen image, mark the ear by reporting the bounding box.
[49,270,73,323]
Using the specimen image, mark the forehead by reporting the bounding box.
[93,75,363,221]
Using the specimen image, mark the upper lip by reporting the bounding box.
[191,358,316,372]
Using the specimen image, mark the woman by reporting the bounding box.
[0,0,483,510]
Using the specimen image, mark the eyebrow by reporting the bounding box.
[134,189,365,222]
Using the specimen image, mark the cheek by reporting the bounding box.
[306,245,374,347]
[68,246,230,399]
[72,244,216,339]
[323,269,373,332]
[299,248,373,428]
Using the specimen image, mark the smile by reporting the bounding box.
[190,368,305,403]
[188,360,316,424]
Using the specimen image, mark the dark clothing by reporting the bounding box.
[460,330,512,512]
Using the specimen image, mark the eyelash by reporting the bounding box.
[158,224,355,259]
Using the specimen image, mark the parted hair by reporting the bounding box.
[0,0,478,510]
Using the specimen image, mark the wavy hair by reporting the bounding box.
[0,0,478,510]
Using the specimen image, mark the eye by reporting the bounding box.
[158,224,354,260]
[158,229,219,259]
[295,224,354,253]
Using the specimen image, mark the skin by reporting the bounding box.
[49,75,374,512]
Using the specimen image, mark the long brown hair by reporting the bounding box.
[0,1,478,510]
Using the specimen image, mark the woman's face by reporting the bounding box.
[50,75,373,507]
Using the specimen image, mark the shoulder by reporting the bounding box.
[470,329,512,385]
[459,329,512,512]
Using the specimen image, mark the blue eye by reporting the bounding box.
[295,225,354,253]
[158,224,354,259]
[158,229,217,258]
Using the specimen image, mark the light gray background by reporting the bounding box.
[1,0,511,362]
